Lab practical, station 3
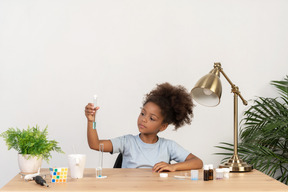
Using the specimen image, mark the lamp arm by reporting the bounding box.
[214,63,248,106]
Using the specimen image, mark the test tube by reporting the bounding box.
[93,95,98,129]
[96,143,104,178]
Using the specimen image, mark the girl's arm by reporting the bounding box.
[152,153,203,172]
[85,103,113,152]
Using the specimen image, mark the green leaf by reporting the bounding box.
[0,125,64,163]
[215,75,288,185]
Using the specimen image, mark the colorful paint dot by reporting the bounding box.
[49,167,68,183]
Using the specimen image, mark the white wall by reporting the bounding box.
[0,0,287,188]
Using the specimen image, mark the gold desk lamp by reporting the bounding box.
[190,62,253,172]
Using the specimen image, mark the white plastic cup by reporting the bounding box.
[68,154,86,179]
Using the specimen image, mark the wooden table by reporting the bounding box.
[1,168,287,192]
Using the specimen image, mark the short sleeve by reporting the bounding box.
[110,135,126,154]
[168,140,190,163]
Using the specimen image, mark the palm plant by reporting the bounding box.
[215,75,288,185]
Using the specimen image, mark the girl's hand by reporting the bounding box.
[85,103,99,122]
[152,162,176,173]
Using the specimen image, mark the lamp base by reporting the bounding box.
[219,155,253,172]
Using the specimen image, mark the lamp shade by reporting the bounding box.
[191,68,222,107]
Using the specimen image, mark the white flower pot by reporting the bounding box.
[18,154,42,173]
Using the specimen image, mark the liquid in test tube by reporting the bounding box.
[93,95,98,129]
[96,143,104,178]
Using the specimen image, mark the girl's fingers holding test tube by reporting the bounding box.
[85,103,99,121]
[85,104,93,113]
[86,103,99,113]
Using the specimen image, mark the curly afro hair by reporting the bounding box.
[143,82,194,130]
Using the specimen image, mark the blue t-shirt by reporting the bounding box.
[110,134,190,168]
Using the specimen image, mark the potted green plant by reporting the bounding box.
[0,125,64,173]
[215,75,288,185]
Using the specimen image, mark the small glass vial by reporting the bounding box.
[203,165,209,181]
[191,170,198,180]
[215,168,224,180]
[223,168,230,179]
[208,164,213,180]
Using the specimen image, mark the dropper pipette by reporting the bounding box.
[93,95,98,129]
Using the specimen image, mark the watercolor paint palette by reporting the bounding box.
[49,167,68,183]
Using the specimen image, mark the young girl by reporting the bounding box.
[85,82,203,172]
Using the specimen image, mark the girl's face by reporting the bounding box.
[137,102,168,135]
